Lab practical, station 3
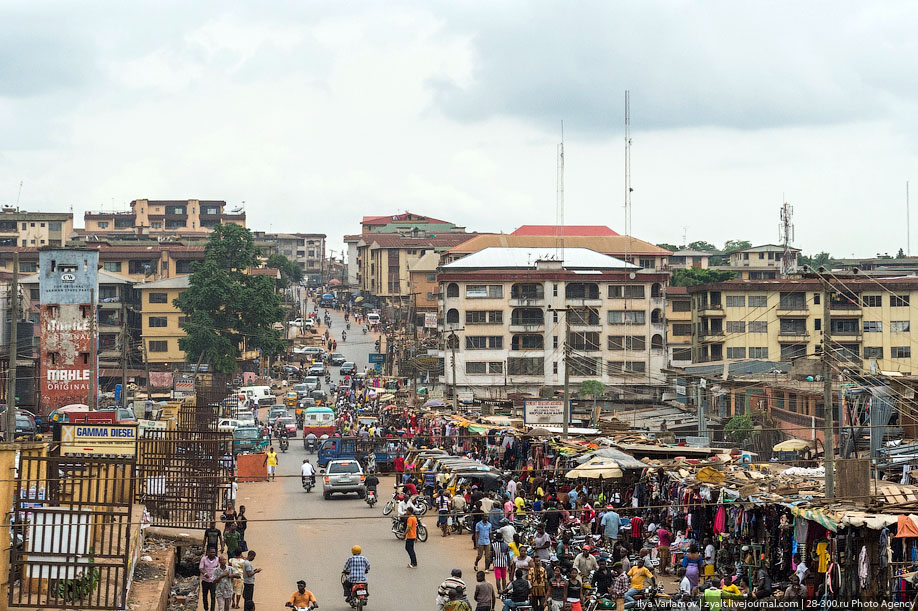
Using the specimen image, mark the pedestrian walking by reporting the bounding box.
[212,555,240,611]
[199,547,219,611]
[263,448,278,482]
[229,551,245,609]
[242,550,261,604]
[405,506,419,568]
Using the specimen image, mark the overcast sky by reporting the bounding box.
[2,1,916,258]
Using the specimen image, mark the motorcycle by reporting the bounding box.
[341,331,347,341]
[391,516,429,542]
[302,475,315,493]
[279,437,289,452]
[365,488,377,508]
[341,574,369,611]
[304,437,317,453]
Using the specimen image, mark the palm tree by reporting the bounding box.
[579,380,606,427]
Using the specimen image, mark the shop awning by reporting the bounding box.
[565,457,624,480]
[789,505,838,532]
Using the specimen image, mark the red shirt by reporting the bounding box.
[394,456,405,472]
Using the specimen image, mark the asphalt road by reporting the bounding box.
[240,308,475,609]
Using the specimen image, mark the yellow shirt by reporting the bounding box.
[514,497,526,515]
[267,452,278,466]
[628,566,653,590]
[508,541,520,558]
[722,583,741,606]
[289,590,316,606]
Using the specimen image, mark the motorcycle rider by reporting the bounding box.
[342,546,370,601]
[395,494,421,532]
[341,330,347,341]
[304,431,318,452]
[364,471,380,500]
[285,580,318,609]
[301,459,316,489]
[277,426,290,450]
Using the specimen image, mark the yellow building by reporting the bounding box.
[688,277,918,373]
[0,244,205,281]
[666,286,692,366]
[0,207,73,248]
[84,199,245,235]
[137,276,190,365]
[408,251,440,322]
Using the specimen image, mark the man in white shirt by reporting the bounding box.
[300,459,316,487]
[480,494,495,514]
[793,553,808,585]
[506,478,517,500]
[499,519,516,547]
[703,538,716,570]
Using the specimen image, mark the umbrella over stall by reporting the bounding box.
[565,457,624,480]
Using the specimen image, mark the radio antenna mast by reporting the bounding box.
[15,180,23,209]
[624,91,632,237]
[556,121,565,261]
[779,200,795,277]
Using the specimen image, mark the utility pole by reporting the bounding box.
[6,252,19,439]
[450,331,458,412]
[823,284,835,498]
[120,299,128,409]
[562,311,571,440]
[89,288,97,411]
[143,340,151,402]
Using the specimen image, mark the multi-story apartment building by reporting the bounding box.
[0,243,205,281]
[668,249,714,270]
[438,247,669,400]
[0,206,73,248]
[688,277,918,373]
[666,286,692,366]
[721,244,801,279]
[253,232,326,281]
[408,251,440,325]
[84,199,245,235]
[137,276,191,367]
[446,234,671,270]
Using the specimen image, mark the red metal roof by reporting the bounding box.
[511,225,619,236]
[360,212,451,226]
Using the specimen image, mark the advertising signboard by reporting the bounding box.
[424,313,438,329]
[368,353,386,364]
[61,423,138,457]
[523,399,567,425]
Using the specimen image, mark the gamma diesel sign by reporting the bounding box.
[61,424,138,457]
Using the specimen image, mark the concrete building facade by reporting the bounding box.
[0,207,73,248]
[84,199,245,235]
[137,276,190,367]
[666,286,692,367]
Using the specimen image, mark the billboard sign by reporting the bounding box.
[424,313,438,329]
[523,399,567,425]
[61,423,138,457]
[368,353,386,364]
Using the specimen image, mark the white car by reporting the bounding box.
[218,418,241,433]
[303,318,316,329]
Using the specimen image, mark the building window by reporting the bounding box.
[426,273,436,282]
[726,347,746,359]
[862,295,882,308]
[165,205,187,215]
[607,335,646,350]
[608,285,645,299]
[466,285,503,298]
[129,260,155,274]
[864,346,884,359]
[508,357,543,375]
[671,299,691,312]
[149,292,168,304]
[779,319,806,335]
[672,324,692,336]
[673,348,692,361]
[97,222,109,229]
[892,295,910,307]
[466,310,503,325]
[748,295,767,308]
[726,321,745,333]
[568,307,599,326]
[725,296,745,308]
[749,347,769,358]
[19,261,37,273]
[569,332,600,351]
[165,219,187,229]
[446,309,460,324]
[489,362,503,374]
[565,283,599,299]
[779,292,806,309]
[607,361,646,374]
[29,288,40,301]
[178,316,189,328]
[608,310,646,324]
[103,261,122,272]
[552,284,558,297]
[639,258,655,269]
[830,319,859,334]
[863,321,882,332]
[780,344,807,360]
[511,308,543,325]
[466,362,487,374]
[511,334,544,350]
[749,321,767,333]
[511,283,544,300]
[891,321,911,333]
[446,283,459,298]
[148,316,168,328]
[893,346,911,358]
[151,222,162,229]
[569,355,599,376]
[148,340,169,352]
[176,260,196,274]
[466,336,503,350]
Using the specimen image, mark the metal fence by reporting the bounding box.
[9,455,135,609]
[136,429,232,529]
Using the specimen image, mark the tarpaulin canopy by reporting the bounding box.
[789,505,838,532]
[565,457,624,480]
[774,439,815,452]
[575,448,646,470]
[895,515,918,538]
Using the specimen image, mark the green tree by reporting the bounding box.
[686,240,717,252]
[798,252,833,269]
[897,248,906,259]
[670,268,736,287]
[725,413,755,444]
[722,239,752,253]
[174,224,286,374]
[267,253,304,289]
[656,243,680,252]
[579,380,606,426]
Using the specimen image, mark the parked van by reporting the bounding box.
[367,312,380,325]
[239,386,276,407]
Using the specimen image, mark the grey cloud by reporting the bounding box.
[426,1,909,134]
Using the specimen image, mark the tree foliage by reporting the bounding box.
[267,253,304,289]
[725,413,755,443]
[686,240,717,252]
[798,252,834,269]
[670,268,736,287]
[174,224,286,374]
[722,239,752,253]
[579,380,606,399]
[656,243,680,252]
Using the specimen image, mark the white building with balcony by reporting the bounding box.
[437,247,670,401]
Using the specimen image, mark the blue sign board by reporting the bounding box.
[368,353,386,364]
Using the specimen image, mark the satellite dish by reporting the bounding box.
[629,272,636,280]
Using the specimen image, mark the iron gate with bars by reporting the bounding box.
[9,455,135,610]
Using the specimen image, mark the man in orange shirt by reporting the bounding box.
[405,507,419,568]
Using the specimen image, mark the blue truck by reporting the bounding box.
[317,437,404,471]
